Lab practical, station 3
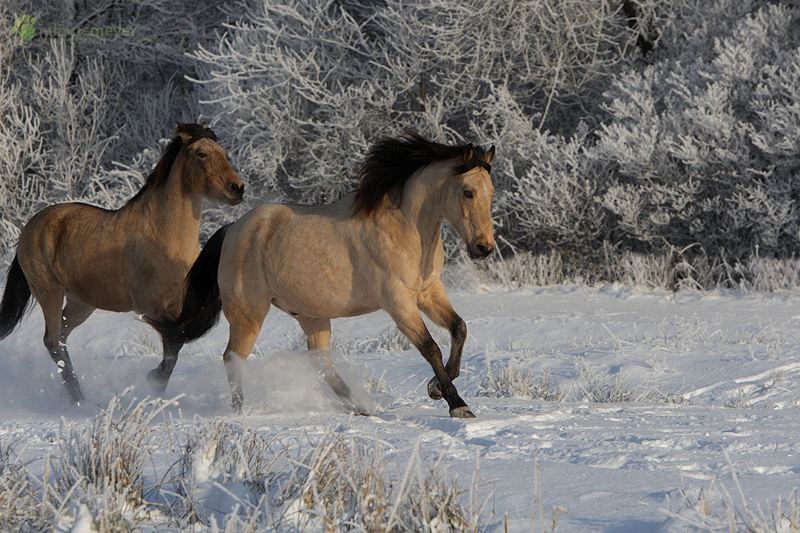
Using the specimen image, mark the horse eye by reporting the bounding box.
[198,152,208,159]
[463,190,474,199]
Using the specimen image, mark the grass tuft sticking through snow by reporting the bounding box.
[0,437,42,531]
[50,388,178,531]
[667,452,800,531]
[479,363,564,402]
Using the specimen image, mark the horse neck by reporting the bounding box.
[396,161,451,251]
[127,153,204,246]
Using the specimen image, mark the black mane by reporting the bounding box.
[125,122,218,206]
[352,132,492,216]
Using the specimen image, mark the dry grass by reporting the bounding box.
[479,363,564,402]
[169,421,486,531]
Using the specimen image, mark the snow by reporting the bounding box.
[3,284,800,530]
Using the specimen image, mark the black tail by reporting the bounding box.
[149,224,231,344]
[0,255,32,340]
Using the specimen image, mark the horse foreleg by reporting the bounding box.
[147,336,184,395]
[417,280,467,401]
[385,289,474,418]
[297,316,369,415]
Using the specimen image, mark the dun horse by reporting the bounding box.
[155,132,495,418]
[0,122,244,404]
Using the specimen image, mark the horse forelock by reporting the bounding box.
[176,122,218,145]
[352,132,490,216]
[454,148,492,175]
[125,123,218,206]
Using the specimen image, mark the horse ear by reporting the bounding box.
[484,146,496,165]
[461,144,473,163]
[175,122,194,143]
[201,121,208,129]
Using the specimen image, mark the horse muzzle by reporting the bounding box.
[469,241,494,259]
[224,182,245,205]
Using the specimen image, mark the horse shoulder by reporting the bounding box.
[220,204,294,280]
[347,213,421,298]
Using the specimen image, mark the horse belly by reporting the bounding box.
[266,245,378,319]
[268,267,378,319]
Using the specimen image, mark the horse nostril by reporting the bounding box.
[475,243,493,258]
[230,183,244,196]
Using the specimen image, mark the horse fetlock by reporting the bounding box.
[231,393,244,414]
[427,376,443,400]
[146,368,169,395]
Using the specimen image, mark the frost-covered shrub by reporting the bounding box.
[502,0,800,286]
[593,2,800,259]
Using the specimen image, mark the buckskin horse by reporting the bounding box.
[0,122,244,404]
[155,132,494,418]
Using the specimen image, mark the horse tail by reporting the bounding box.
[149,223,231,344]
[0,255,32,341]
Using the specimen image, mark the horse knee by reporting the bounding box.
[418,337,443,363]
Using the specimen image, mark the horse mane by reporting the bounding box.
[125,122,218,206]
[352,131,491,216]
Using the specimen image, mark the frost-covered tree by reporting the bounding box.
[4,0,800,289]
[503,0,800,286]
[189,0,647,206]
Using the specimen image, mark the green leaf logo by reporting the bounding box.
[12,14,37,41]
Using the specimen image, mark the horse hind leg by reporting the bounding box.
[40,291,89,404]
[297,316,369,415]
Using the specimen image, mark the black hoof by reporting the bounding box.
[427,377,443,401]
[350,404,371,416]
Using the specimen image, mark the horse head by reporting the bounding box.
[178,122,244,206]
[442,144,496,259]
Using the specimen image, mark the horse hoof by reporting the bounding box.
[449,406,476,418]
[427,378,443,401]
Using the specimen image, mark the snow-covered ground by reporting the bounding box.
[3,283,800,531]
